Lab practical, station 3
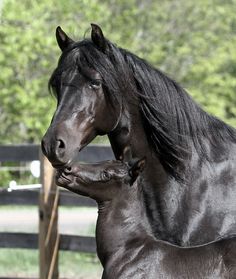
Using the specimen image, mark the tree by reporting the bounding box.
[0,0,235,145]
[0,0,111,143]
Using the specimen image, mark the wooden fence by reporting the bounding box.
[0,144,114,279]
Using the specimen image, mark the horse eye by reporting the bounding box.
[101,171,111,181]
[89,80,102,90]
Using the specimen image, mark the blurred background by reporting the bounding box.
[0,0,236,278]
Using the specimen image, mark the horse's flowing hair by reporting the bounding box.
[49,38,236,179]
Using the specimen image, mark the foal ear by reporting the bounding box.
[129,157,146,186]
[91,23,107,52]
[56,26,74,51]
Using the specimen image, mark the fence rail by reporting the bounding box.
[0,144,114,162]
[0,188,96,207]
[0,233,96,253]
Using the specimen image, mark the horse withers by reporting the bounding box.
[56,149,236,279]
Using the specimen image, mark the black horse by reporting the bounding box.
[56,150,236,279]
[42,24,236,246]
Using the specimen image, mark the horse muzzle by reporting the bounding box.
[41,132,75,168]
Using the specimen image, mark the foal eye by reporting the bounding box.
[88,80,102,90]
[101,171,111,181]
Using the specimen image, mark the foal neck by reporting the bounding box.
[96,178,153,266]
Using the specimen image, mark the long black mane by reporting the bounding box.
[49,38,236,179]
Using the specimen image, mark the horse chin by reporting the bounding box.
[51,156,74,169]
[51,162,68,169]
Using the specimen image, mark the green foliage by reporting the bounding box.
[0,169,11,186]
[0,0,235,145]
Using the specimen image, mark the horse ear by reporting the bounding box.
[129,157,146,186]
[56,26,74,51]
[91,23,107,52]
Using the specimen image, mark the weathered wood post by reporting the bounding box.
[39,152,59,279]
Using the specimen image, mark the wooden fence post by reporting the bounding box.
[39,152,59,279]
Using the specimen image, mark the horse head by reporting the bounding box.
[41,24,122,168]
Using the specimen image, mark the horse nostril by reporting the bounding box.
[57,139,65,149]
[55,138,67,160]
[64,166,72,174]
[41,135,68,165]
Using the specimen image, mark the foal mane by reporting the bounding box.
[49,38,236,180]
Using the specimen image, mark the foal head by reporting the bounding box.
[56,149,146,202]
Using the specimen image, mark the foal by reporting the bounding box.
[56,154,236,279]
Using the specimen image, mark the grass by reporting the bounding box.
[59,251,102,279]
[0,249,38,277]
[0,249,102,278]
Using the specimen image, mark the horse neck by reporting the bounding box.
[108,97,169,193]
[96,179,152,266]
[108,98,160,162]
